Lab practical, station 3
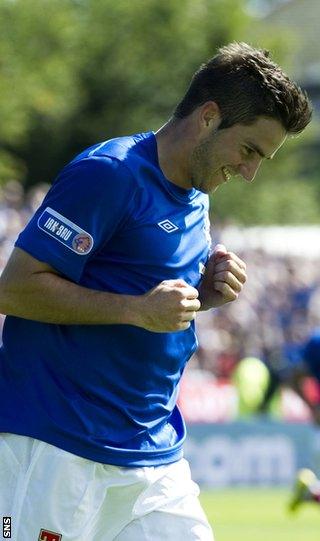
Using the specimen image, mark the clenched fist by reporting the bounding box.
[137,279,201,332]
[198,244,247,311]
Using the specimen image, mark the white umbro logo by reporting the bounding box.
[157,220,179,233]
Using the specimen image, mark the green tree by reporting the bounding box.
[0,0,318,224]
[0,0,251,184]
[0,0,82,180]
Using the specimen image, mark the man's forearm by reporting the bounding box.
[0,269,140,326]
[0,248,200,332]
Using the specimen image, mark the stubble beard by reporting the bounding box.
[189,131,219,193]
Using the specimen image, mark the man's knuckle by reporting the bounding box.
[175,289,185,299]
[179,298,186,308]
[225,261,234,271]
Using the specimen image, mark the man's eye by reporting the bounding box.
[243,146,254,156]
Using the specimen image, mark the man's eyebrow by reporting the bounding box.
[246,141,272,160]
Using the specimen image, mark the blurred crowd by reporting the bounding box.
[0,179,320,393]
[190,242,320,385]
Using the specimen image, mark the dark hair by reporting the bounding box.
[174,42,312,134]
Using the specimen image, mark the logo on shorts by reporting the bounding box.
[157,219,179,233]
[37,207,94,256]
[38,529,62,541]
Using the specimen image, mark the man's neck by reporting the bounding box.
[155,118,195,190]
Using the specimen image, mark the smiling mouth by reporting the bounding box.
[222,166,232,181]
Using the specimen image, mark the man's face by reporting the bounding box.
[189,116,287,194]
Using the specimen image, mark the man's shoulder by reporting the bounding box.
[52,132,155,195]
[73,132,154,168]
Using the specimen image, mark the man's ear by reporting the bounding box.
[199,101,222,130]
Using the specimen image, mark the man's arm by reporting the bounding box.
[0,247,201,333]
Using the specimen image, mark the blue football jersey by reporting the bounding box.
[0,132,211,466]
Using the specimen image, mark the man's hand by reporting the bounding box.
[137,279,201,332]
[198,244,247,311]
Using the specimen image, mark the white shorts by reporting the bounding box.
[0,433,214,541]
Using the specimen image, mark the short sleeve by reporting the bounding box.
[15,157,137,282]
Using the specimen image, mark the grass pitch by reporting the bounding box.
[200,488,320,541]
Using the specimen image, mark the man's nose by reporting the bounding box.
[238,159,262,183]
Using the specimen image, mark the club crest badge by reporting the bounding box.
[72,233,93,254]
[38,528,62,541]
